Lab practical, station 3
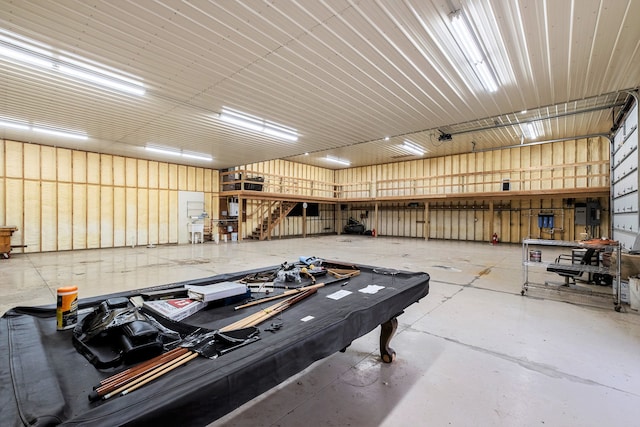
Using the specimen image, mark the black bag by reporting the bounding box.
[73,298,177,369]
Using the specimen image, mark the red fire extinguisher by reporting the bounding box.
[492,233,499,245]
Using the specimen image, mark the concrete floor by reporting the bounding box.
[2,236,639,426]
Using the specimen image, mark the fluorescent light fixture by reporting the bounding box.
[182,151,213,161]
[0,119,29,130]
[145,145,212,162]
[325,155,350,166]
[33,127,87,140]
[521,122,541,139]
[219,107,298,142]
[0,33,145,96]
[0,118,87,140]
[449,10,499,93]
[57,64,145,96]
[402,140,426,156]
[145,146,181,157]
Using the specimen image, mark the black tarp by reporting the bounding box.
[1,263,429,426]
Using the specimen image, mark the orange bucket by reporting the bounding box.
[56,286,78,330]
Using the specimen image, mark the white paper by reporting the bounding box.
[300,315,315,322]
[358,285,385,294]
[327,289,352,300]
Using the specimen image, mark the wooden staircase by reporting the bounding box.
[249,201,298,240]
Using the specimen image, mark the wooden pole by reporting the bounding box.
[234,283,325,310]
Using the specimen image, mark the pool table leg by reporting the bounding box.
[380,317,398,363]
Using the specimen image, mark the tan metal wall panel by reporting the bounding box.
[126,188,137,246]
[5,179,23,246]
[113,156,125,187]
[101,154,113,186]
[576,138,588,187]
[195,168,204,192]
[169,164,178,189]
[113,187,126,246]
[73,151,87,183]
[23,144,40,180]
[72,184,87,250]
[0,140,4,178]
[87,184,100,248]
[41,181,57,252]
[57,182,72,250]
[159,162,169,189]
[169,190,178,242]
[178,165,187,190]
[126,158,137,187]
[137,189,148,245]
[137,160,148,188]
[23,180,40,252]
[41,145,56,181]
[0,178,7,224]
[159,190,169,244]
[148,189,159,245]
[87,153,101,185]
[57,149,72,182]
[100,187,114,248]
[5,141,23,178]
[148,161,159,189]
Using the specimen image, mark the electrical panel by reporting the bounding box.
[575,202,601,226]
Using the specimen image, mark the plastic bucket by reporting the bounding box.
[56,286,78,330]
[529,250,542,262]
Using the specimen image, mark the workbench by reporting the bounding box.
[0,226,18,258]
[0,263,429,426]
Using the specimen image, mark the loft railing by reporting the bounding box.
[220,160,609,201]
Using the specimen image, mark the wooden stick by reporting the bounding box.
[102,352,195,400]
[97,347,187,388]
[327,268,361,279]
[234,283,325,310]
[120,352,199,396]
[92,348,189,399]
[221,288,317,332]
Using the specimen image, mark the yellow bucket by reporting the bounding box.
[56,286,78,330]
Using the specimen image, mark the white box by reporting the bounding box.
[613,280,630,304]
[231,232,238,241]
[629,277,640,311]
[186,281,247,303]
[143,298,207,321]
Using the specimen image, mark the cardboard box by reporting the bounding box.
[143,298,207,321]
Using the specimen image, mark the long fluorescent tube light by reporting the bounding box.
[0,119,29,130]
[182,151,213,161]
[145,145,213,162]
[449,10,499,93]
[325,155,351,166]
[0,33,145,96]
[145,146,181,157]
[33,127,88,140]
[0,119,87,140]
[219,107,298,142]
[402,140,426,156]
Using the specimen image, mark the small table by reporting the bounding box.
[0,226,18,258]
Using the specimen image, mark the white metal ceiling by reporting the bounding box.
[0,0,639,170]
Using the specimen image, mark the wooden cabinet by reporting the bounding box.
[0,226,18,258]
